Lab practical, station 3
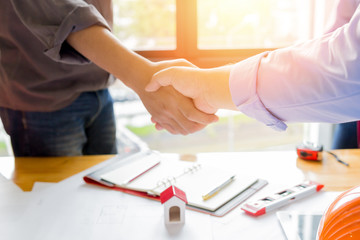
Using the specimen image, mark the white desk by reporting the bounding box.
[0,151,350,239]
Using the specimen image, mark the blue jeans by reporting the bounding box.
[0,89,117,156]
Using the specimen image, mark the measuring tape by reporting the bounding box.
[296,143,323,161]
[296,142,349,166]
[241,181,324,216]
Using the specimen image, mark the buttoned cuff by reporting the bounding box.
[229,52,287,131]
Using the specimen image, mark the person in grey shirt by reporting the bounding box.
[0,0,218,156]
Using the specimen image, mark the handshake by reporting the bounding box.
[139,59,238,135]
[67,26,240,136]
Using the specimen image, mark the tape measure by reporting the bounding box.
[296,142,349,166]
[296,143,323,161]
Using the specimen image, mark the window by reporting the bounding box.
[113,0,176,50]
[110,0,333,154]
[197,0,313,49]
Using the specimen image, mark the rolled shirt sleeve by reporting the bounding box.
[229,2,360,131]
[10,0,111,64]
[229,52,288,131]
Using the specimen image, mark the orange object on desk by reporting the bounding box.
[296,143,323,161]
[317,185,360,240]
[297,147,322,161]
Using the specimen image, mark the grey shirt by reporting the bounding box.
[0,0,115,111]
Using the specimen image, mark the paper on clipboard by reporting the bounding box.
[101,154,161,186]
[96,151,264,213]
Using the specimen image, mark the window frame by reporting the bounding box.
[135,0,277,67]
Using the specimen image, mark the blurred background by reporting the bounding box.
[0,0,336,156]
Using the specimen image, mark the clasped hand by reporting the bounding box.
[136,59,222,135]
[145,64,237,134]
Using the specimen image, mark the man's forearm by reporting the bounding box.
[66,24,219,135]
[66,25,152,91]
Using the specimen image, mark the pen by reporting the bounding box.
[202,175,235,201]
[122,161,160,185]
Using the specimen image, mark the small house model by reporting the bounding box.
[160,185,187,225]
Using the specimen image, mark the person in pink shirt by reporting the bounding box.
[146,0,360,147]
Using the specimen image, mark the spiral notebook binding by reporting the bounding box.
[147,163,202,195]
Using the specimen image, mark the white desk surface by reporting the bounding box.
[1,151,341,240]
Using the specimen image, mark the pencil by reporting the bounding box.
[202,175,235,201]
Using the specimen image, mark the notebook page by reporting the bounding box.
[101,155,257,211]
[173,165,257,211]
[101,156,196,193]
[100,154,161,191]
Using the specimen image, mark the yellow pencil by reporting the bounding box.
[202,175,235,201]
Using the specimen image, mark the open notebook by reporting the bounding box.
[99,152,260,212]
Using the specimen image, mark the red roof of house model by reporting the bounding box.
[160,185,188,204]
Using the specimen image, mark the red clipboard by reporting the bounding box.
[83,151,268,217]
